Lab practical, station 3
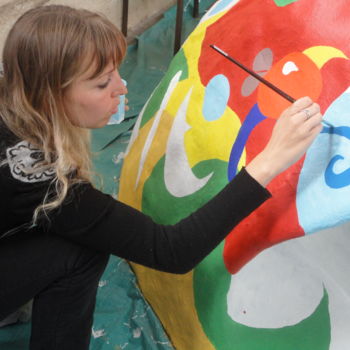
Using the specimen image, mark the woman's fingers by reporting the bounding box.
[245,96,324,187]
[297,103,320,122]
[283,97,322,129]
[124,97,129,111]
[305,112,323,132]
[289,96,313,114]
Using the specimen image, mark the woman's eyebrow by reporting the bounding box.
[87,68,114,81]
[99,68,115,78]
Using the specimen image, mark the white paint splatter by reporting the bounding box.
[149,334,173,347]
[113,152,126,164]
[98,280,107,288]
[132,311,146,319]
[133,327,142,338]
[91,327,106,338]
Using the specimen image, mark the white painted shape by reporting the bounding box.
[164,89,213,197]
[308,224,350,350]
[227,236,323,328]
[125,90,153,157]
[227,222,350,350]
[134,71,182,189]
[282,61,299,75]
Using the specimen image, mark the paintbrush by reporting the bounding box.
[210,44,333,128]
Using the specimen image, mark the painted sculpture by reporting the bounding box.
[119,0,350,349]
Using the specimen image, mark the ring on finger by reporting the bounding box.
[304,109,311,120]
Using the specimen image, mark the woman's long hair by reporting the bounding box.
[0,5,126,222]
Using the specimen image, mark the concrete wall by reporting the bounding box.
[0,0,176,55]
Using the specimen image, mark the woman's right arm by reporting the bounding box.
[49,97,323,274]
[50,168,270,274]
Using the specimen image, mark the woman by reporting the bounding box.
[0,5,323,350]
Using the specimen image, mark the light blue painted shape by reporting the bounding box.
[108,80,127,125]
[297,89,350,234]
[206,0,235,17]
[202,74,230,121]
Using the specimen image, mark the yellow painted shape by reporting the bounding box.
[303,45,348,69]
[120,7,236,350]
[164,78,241,167]
[121,97,217,349]
[182,10,229,81]
[119,110,174,208]
[180,14,244,168]
[185,83,241,167]
[185,9,229,57]
[131,263,215,350]
[166,80,192,117]
[238,147,247,171]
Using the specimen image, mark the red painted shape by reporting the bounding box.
[197,0,350,273]
[199,0,350,120]
[224,118,304,274]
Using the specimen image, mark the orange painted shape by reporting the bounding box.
[257,52,322,119]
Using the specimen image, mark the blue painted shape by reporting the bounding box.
[325,155,350,189]
[322,126,350,189]
[297,90,350,234]
[203,74,230,121]
[227,104,266,180]
[206,0,235,17]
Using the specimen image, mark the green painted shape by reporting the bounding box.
[274,0,298,6]
[140,49,189,129]
[194,243,331,350]
[142,157,228,224]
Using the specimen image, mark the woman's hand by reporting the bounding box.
[246,96,323,187]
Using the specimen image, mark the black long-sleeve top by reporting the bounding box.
[0,122,271,274]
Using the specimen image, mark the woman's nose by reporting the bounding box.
[120,82,128,95]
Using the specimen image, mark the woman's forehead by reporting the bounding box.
[78,59,116,82]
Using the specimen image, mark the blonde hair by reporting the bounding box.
[0,5,126,222]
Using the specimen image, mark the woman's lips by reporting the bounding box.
[111,99,121,114]
[111,106,119,114]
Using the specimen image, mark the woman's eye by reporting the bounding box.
[97,78,111,89]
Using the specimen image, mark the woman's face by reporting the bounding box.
[64,61,127,128]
